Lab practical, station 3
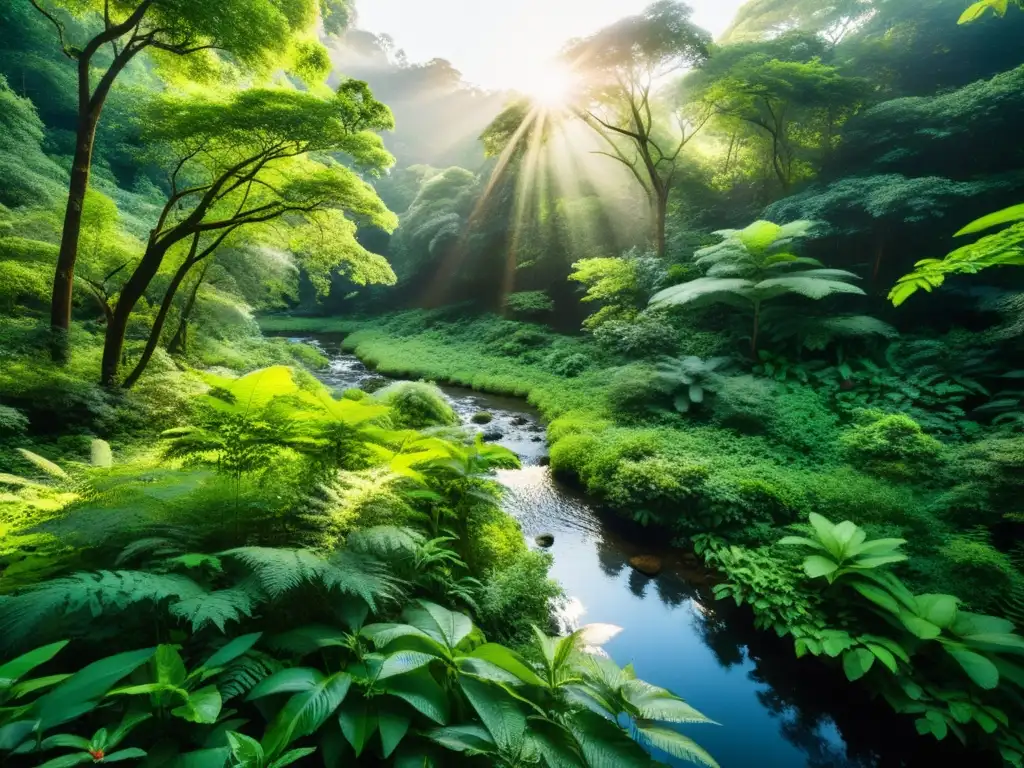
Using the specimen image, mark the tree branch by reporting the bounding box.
[28,0,73,59]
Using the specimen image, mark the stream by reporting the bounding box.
[298,338,933,768]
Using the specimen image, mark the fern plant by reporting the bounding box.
[651,220,864,354]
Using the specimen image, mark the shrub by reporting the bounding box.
[604,457,709,525]
[478,550,562,647]
[545,351,589,378]
[605,365,668,417]
[841,411,944,480]
[504,290,554,319]
[341,388,368,401]
[592,313,680,359]
[373,381,459,429]
[0,405,29,436]
[466,504,527,573]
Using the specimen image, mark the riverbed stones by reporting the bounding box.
[359,376,389,394]
[628,555,662,577]
[513,416,529,426]
[472,411,493,424]
[535,533,555,548]
[482,428,504,441]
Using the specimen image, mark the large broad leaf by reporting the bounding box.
[247,668,325,700]
[650,278,753,308]
[952,612,1016,638]
[424,724,495,754]
[404,601,474,651]
[620,679,716,724]
[754,275,864,301]
[467,644,545,687]
[261,672,351,757]
[0,641,69,690]
[382,668,449,725]
[848,538,907,559]
[155,646,188,688]
[268,747,316,768]
[636,724,720,768]
[802,555,839,580]
[361,623,449,657]
[100,748,147,763]
[378,707,411,759]
[948,648,1000,689]
[201,633,262,672]
[956,203,1024,235]
[172,686,223,724]
[378,651,437,680]
[842,648,875,682]
[36,755,94,768]
[0,721,39,751]
[915,595,959,630]
[459,675,526,754]
[527,719,582,768]
[566,710,651,768]
[807,514,840,557]
[337,696,378,757]
[266,625,349,656]
[900,613,942,640]
[738,220,782,254]
[830,521,866,556]
[963,633,1024,655]
[850,581,901,615]
[776,536,824,551]
[34,648,156,729]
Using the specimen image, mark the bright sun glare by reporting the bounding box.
[516,63,575,107]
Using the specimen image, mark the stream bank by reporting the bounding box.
[294,335,959,768]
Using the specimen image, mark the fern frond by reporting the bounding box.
[0,571,206,650]
[347,526,425,558]
[170,586,258,633]
[217,650,284,701]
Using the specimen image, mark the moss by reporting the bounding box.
[841,411,944,480]
[471,411,493,424]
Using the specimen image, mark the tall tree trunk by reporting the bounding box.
[49,35,144,361]
[654,192,668,259]
[122,239,202,389]
[49,104,99,361]
[169,265,207,355]
[101,241,169,387]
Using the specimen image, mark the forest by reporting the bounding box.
[2,0,1024,766]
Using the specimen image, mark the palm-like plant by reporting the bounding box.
[651,220,864,354]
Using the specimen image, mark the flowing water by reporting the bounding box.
[299,338,943,768]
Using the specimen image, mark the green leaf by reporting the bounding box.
[459,675,526,754]
[948,649,1000,689]
[424,724,495,754]
[337,697,377,757]
[807,513,840,556]
[963,633,1024,654]
[404,601,473,651]
[247,668,324,700]
[852,554,907,569]
[466,644,545,687]
[268,748,317,768]
[636,724,720,768]
[566,710,651,767]
[802,555,839,580]
[378,709,410,759]
[0,721,38,751]
[100,748,147,763]
[262,672,351,757]
[227,731,264,767]
[378,651,437,680]
[155,645,187,687]
[850,581,901,615]
[172,686,223,724]
[0,641,69,689]
[39,734,92,750]
[36,755,94,768]
[900,614,942,640]
[108,713,152,749]
[915,595,959,629]
[10,674,72,699]
[955,203,1024,235]
[381,668,449,725]
[620,679,716,724]
[201,633,262,672]
[776,536,824,551]
[35,648,156,730]
[842,648,875,681]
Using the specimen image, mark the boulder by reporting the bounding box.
[513,416,529,426]
[471,411,494,424]
[535,533,555,548]
[538,456,551,466]
[482,429,504,442]
[628,555,662,577]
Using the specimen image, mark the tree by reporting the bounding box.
[27,0,334,359]
[103,82,397,388]
[687,45,869,197]
[722,0,876,45]
[650,220,864,354]
[563,1,712,258]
